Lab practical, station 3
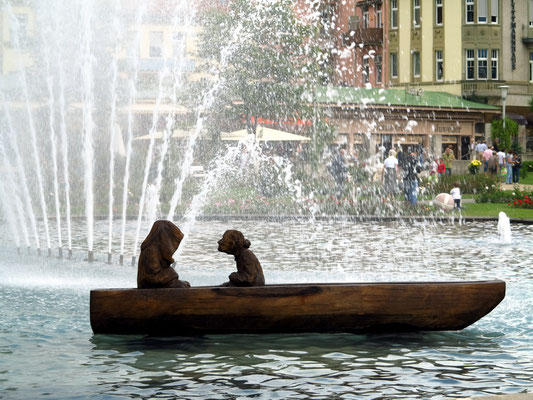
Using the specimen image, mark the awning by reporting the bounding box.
[495,113,528,125]
[133,128,206,141]
[221,125,310,142]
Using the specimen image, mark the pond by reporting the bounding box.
[0,219,531,399]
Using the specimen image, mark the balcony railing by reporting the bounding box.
[461,81,501,96]
[343,28,383,46]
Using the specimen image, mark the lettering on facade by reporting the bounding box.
[511,0,516,70]
[433,124,462,133]
[405,86,424,96]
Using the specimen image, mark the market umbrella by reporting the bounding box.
[220,125,310,142]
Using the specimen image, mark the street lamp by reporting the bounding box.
[499,85,509,129]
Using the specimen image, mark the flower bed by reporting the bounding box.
[508,195,533,209]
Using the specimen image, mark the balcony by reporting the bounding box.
[343,28,383,46]
[461,81,502,97]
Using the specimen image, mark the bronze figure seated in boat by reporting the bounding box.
[218,230,265,287]
[137,220,190,289]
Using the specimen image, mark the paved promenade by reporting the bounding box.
[461,394,533,400]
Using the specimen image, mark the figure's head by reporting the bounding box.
[217,230,251,255]
[141,220,184,263]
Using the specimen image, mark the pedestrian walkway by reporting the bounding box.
[459,394,533,400]
[500,183,533,191]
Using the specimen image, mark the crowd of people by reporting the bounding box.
[327,140,525,208]
[473,140,522,184]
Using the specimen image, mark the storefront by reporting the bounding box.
[316,86,499,160]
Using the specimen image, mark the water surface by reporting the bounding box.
[0,220,531,399]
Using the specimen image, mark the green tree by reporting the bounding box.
[491,117,518,151]
[197,0,330,141]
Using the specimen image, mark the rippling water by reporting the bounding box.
[0,219,532,399]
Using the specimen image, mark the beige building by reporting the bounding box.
[0,6,34,74]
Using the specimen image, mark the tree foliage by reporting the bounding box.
[491,117,518,151]
[197,0,328,136]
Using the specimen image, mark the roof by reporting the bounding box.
[314,86,499,111]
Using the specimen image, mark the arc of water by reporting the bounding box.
[0,136,26,248]
[177,145,241,254]
[56,32,72,253]
[80,0,96,254]
[42,29,63,254]
[107,1,123,257]
[6,5,51,251]
[0,95,39,249]
[0,178,21,249]
[148,0,192,223]
[167,23,247,221]
[131,69,168,258]
[119,2,147,260]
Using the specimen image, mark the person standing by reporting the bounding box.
[512,151,522,184]
[437,158,446,182]
[382,150,399,196]
[487,151,499,176]
[505,149,514,184]
[497,148,506,175]
[450,182,462,210]
[329,148,348,199]
[443,148,455,177]
[483,146,494,173]
[475,140,487,161]
[402,150,421,206]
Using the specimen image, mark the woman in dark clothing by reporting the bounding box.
[512,151,522,184]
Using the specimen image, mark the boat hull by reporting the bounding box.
[90,280,505,335]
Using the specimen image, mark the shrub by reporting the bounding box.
[508,195,533,209]
[468,159,482,175]
[429,174,500,195]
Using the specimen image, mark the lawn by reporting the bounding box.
[519,173,533,185]
[461,202,533,219]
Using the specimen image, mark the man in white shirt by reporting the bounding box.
[497,149,506,173]
[475,140,487,161]
[382,150,399,196]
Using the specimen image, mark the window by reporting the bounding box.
[9,13,28,48]
[466,0,474,23]
[530,53,533,81]
[466,49,475,80]
[376,8,382,28]
[413,51,420,77]
[491,49,498,80]
[363,7,370,29]
[436,0,443,25]
[491,0,498,23]
[478,0,487,23]
[478,49,488,79]
[363,56,370,83]
[436,50,443,81]
[149,31,163,57]
[391,0,398,29]
[376,55,382,84]
[320,5,334,34]
[413,0,421,27]
[390,52,398,78]
[172,32,185,58]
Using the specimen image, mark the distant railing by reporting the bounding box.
[461,81,500,93]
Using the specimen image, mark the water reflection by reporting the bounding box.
[84,330,525,399]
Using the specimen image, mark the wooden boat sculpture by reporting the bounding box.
[90,280,505,335]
